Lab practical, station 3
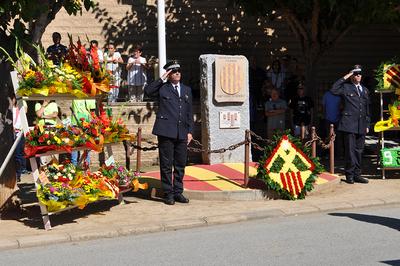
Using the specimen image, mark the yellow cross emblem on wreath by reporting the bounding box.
[264,135,315,198]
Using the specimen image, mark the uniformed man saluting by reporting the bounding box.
[145,60,193,205]
[331,64,370,184]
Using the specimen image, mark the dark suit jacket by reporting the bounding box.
[331,78,370,135]
[145,78,193,140]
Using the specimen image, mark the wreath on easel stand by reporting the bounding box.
[257,132,324,200]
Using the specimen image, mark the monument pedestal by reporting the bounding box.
[199,54,252,164]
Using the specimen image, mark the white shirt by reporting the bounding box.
[13,106,21,131]
[104,51,122,76]
[127,56,147,86]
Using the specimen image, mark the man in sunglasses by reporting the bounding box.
[145,60,193,205]
[331,64,370,184]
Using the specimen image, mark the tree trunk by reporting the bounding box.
[0,63,18,210]
[302,51,321,126]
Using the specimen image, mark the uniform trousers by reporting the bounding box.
[343,131,365,180]
[158,135,187,198]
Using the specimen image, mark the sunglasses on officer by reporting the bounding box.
[170,68,181,74]
[353,71,362,76]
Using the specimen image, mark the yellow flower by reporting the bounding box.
[25,69,35,79]
[53,136,62,144]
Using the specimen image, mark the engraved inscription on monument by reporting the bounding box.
[219,111,241,129]
[215,57,246,103]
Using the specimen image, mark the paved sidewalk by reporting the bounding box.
[0,155,399,251]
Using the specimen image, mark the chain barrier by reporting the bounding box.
[304,132,336,149]
[129,136,247,154]
[187,138,247,154]
[248,129,336,151]
[128,128,336,153]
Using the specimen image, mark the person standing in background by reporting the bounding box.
[105,43,124,103]
[264,89,287,139]
[46,32,68,65]
[88,40,104,64]
[322,90,344,157]
[35,100,59,126]
[70,99,96,166]
[127,44,147,102]
[266,59,286,97]
[289,85,314,136]
[12,94,28,181]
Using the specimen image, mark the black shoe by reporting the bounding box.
[164,197,175,205]
[345,178,354,184]
[174,194,189,203]
[354,176,369,184]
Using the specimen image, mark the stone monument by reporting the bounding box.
[199,54,251,164]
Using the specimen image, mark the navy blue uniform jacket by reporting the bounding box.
[331,78,370,134]
[145,78,193,140]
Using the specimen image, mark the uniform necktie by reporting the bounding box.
[174,85,180,96]
[356,85,362,96]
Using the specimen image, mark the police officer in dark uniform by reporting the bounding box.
[144,60,193,205]
[331,65,370,184]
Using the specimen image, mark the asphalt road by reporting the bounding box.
[2,205,400,266]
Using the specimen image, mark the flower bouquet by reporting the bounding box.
[36,160,148,212]
[24,124,74,157]
[98,164,148,192]
[0,38,110,98]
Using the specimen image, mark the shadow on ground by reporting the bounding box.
[380,259,400,266]
[0,179,161,230]
[329,212,400,231]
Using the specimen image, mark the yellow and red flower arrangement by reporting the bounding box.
[24,107,134,157]
[37,160,148,212]
[1,37,110,97]
[258,133,324,200]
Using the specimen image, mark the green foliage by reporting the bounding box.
[0,0,96,60]
[257,131,325,200]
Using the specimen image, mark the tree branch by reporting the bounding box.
[31,0,64,45]
[311,0,320,47]
[282,9,309,55]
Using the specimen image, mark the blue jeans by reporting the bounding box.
[14,132,26,178]
[71,151,91,166]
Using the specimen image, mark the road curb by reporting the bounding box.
[2,198,400,251]
[17,234,71,249]
[0,239,19,251]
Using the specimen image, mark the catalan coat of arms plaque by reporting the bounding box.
[214,57,246,103]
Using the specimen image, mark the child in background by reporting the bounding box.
[105,43,124,103]
[265,89,287,139]
[126,44,147,102]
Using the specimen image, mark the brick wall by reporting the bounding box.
[42,0,400,89]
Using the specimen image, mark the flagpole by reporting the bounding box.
[157,0,166,77]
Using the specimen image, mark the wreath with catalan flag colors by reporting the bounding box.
[258,133,324,200]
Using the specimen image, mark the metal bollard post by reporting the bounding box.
[311,126,316,158]
[136,127,142,174]
[300,124,305,141]
[244,129,250,188]
[329,124,335,174]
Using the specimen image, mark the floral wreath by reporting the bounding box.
[257,132,324,200]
